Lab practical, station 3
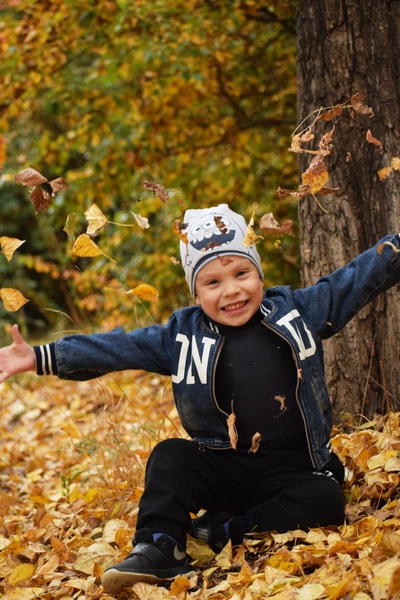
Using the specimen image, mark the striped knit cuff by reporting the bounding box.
[33,343,58,376]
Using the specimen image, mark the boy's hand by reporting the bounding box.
[0,324,36,383]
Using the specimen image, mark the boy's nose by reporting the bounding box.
[222,280,240,296]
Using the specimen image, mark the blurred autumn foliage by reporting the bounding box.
[0,0,300,340]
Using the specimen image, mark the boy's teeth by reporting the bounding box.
[224,301,246,311]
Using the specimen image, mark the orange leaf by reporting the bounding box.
[173,220,189,244]
[85,204,108,236]
[366,129,383,149]
[301,154,329,194]
[227,412,237,450]
[317,106,343,122]
[350,92,374,117]
[127,284,159,303]
[259,212,282,235]
[14,167,47,186]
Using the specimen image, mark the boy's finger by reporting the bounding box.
[10,324,24,345]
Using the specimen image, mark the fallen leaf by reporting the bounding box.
[0,288,29,311]
[60,421,82,439]
[8,562,36,585]
[0,236,25,261]
[367,554,400,600]
[73,542,116,575]
[85,204,108,236]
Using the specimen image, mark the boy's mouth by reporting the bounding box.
[222,300,247,312]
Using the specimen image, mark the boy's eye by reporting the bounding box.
[237,270,248,277]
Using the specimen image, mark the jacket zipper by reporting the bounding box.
[261,320,316,468]
[198,336,238,451]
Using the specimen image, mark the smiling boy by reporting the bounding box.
[1,205,400,595]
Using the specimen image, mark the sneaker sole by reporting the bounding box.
[102,567,197,594]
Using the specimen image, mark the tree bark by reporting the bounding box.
[297,0,400,420]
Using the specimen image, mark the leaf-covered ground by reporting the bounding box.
[1,372,400,600]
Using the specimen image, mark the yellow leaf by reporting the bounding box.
[127,284,159,303]
[243,213,263,247]
[296,583,326,600]
[132,212,150,229]
[0,236,25,261]
[377,165,393,180]
[8,563,36,585]
[4,589,43,600]
[0,288,29,311]
[301,154,329,194]
[85,203,108,236]
[71,234,116,263]
[368,555,400,600]
[84,488,102,503]
[60,420,82,438]
[73,542,116,575]
[102,518,128,544]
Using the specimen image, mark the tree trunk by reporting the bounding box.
[296,0,400,421]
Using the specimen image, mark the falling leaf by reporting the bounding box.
[280,220,294,235]
[301,154,329,194]
[317,106,343,122]
[249,432,262,454]
[378,157,400,180]
[173,219,188,244]
[350,92,374,118]
[0,236,25,261]
[171,256,180,265]
[277,187,298,200]
[0,288,29,311]
[259,213,282,235]
[274,395,288,417]
[14,167,47,186]
[366,129,383,150]
[243,213,263,247]
[63,213,80,240]
[318,186,340,196]
[142,180,169,204]
[30,186,52,214]
[8,562,36,585]
[132,212,150,229]
[85,204,108,236]
[126,284,159,303]
[319,127,334,154]
[49,177,67,194]
[227,412,237,450]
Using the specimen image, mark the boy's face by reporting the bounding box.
[195,255,264,326]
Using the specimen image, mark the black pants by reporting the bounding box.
[136,438,345,548]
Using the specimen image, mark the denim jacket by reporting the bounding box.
[36,235,400,470]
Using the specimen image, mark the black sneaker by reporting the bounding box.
[189,511,236,553]
[102,528,196,594]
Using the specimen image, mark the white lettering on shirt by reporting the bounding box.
[171,334,216,384]
[276,310,316,360]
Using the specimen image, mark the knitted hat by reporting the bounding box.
[180,204,264,296]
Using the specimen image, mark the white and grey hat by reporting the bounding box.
[180,204,264,296]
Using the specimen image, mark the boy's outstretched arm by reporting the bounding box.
[0,324,36,383]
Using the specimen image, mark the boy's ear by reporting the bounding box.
[195,294,201,306]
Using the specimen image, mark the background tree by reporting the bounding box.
[297,0,400,419]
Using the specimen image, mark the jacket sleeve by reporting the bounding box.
[34,317,179,381]
[292,234,400,338]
